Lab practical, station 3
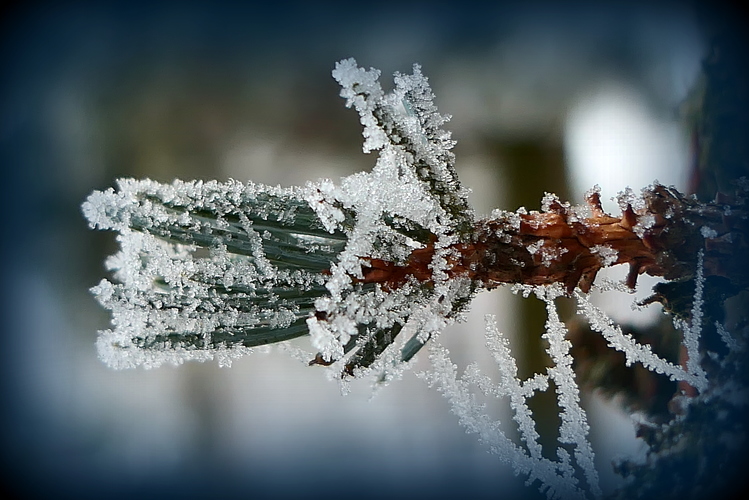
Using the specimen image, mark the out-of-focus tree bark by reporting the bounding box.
[610,6,749,498]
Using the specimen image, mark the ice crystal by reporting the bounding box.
[700,225,718,239]
[716,321,741,352]
[590,245,618,267]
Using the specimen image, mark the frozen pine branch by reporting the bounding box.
[83,58,749,499]
[83,59,479,373]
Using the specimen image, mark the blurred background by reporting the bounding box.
[1,1,719,498]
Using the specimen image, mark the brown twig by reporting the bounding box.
[360,183,748,295]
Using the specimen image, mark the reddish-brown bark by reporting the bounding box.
[359,184,748,295]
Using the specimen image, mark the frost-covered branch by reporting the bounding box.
[83,59,748,375]
[83,59,478,375]
[82,58,749,500]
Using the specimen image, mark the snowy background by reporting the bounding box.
[1,1,706,498]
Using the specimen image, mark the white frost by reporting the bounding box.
[590,245,618,267]
[700,226,718,239]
